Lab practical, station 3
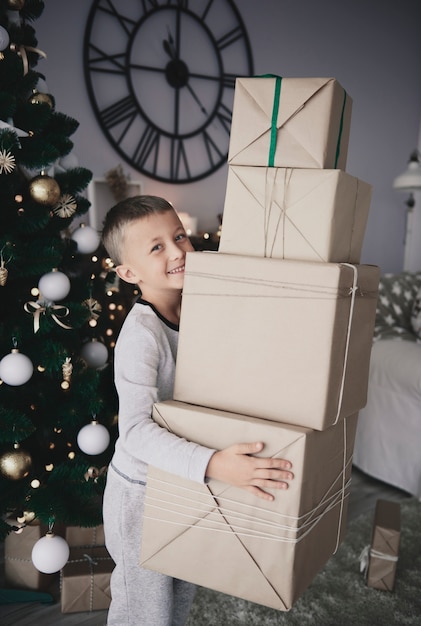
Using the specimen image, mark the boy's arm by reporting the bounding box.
[205,442,293,501]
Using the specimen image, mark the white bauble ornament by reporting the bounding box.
[71,224,100,254]
[0,349,33,385]
[59,152,79,170]
[38,269,71,301]
[0,25,10,51]
[32,532,70,573]
[80,339,108,369]
[77,420,110,455]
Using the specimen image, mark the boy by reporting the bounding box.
[101,196,294,625]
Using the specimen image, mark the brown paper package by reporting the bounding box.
[220,166,371,263]
[141,401,358,611]
[367,499,400,592]
[174,253,379,430]
[228,77,352,170]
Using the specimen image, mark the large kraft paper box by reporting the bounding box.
[174,253,379,430]
[228,76,352,170]
[4,520,62,591]
[219,166,371,263]
[60,546,113,613]
[367,499,400,592]
[141,400,358,611]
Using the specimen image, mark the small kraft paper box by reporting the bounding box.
[64,524,105,548]
[60,546,113,613]
[219,166,372,263]
[4,520,62,591]
[141,400,358,611]
[367,499,401,591]
[228,76,352,170]
[174,252,379,431]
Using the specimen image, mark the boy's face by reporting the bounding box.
[115,210,194,298]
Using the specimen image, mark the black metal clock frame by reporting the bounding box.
[83,0,254,184]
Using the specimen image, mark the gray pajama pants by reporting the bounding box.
[103,464,197,626]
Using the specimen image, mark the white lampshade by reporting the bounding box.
[393,151,421,191]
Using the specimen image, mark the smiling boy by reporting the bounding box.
[101,196,294,625]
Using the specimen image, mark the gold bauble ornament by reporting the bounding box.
[28,173,61,206]
[7,0,25,9]
[29,90,54,109]
[0,443,32,480]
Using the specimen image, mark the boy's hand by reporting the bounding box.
[205,442,294,501]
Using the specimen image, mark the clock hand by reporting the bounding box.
[185,83,208,116]
[163,26,177,59]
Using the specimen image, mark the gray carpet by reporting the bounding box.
[186,498,421,626]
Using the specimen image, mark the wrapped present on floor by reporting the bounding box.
[141,400,358,611]
[60,546,114,613]
[4,520,63,591]
[64,524,105,548]
[174,252,379,430]
[228,76,352,170]
[366,499,401,591]
[219,166,371,263]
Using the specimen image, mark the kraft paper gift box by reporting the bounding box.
[219,166,371,263]
[4,520,61,591]
[228,76,352,170]
[141,400,358,611]
[174,252,379,430]
[60,546,113,613]
[64,524,105,548]
[366,499,401,591]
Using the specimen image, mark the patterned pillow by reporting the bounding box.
[410,286,421,341]
[373,271,421,341]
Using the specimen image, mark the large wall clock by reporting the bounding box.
[83,0,254,184]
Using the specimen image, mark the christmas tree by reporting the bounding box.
[0,0,120,543]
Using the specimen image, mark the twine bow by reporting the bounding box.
[84,466,108,482]
[24,300,72,333]
[359,544,398,576]
[10,43,47,75]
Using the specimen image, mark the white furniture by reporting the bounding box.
[353,271,421,499]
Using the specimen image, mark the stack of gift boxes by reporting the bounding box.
[4,521,113,613]
[140,77,380,611]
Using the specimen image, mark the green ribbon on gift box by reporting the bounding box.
[256,74,347,168]
[258,74,282,167]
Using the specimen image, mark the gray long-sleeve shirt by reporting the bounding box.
[110,299,215,484]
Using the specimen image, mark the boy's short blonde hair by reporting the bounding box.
[101,195,175,265]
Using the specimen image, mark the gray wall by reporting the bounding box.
[36,0,421,273]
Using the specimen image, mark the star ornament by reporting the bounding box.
[51,193,77,218]
[0,149,16,174]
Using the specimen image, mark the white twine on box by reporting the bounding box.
[332,263,358,426]
[144,417,351,548]
[263,167,327,261]
[359,545,399,577]
[60,551,112,612]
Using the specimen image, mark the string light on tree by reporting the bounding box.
[77,416,110,455]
